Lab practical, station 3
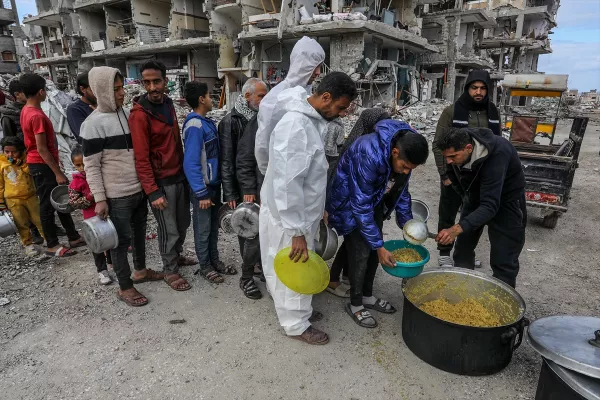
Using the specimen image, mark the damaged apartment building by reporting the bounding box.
[20,0,559,109]
[0,0,20,73]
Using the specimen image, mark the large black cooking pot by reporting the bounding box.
[402,268,528,376]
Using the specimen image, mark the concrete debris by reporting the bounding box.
[0,297,10,306]
[395,98,452,139]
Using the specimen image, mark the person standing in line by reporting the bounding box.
[129,60,196,292]
[219,77,269,299]
[432,69,502,268]
[19,73,85,258]
[66,72,97,142]
[260,72,357,345]
[81,66,161,307]
[182,81,228,284]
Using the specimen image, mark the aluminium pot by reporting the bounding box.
[0,211,18,238]
[81,216,119,253]
[231,202,260,239]
[217,204,235,234]
[535,359,600,400]
[401,268,528,376]
[314,220,338,261]
[50,185,74,214]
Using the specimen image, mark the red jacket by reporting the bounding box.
[129,94,185,201]
[68,172,96,219]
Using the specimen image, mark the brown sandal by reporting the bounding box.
[290,326,329,345]
[164,274,191,291]
[116,289,148,307]
[132,269,165,284]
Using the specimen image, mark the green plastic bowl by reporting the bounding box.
[381,240,430,278]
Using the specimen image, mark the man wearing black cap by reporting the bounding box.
[432,69,502,268]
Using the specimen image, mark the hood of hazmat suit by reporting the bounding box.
[255,36,325,175]
[258,86,328,336]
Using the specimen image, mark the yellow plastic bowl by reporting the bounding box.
[274,247,329,295]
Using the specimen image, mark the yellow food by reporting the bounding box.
[391,248,422,264]
[419,298,502,328]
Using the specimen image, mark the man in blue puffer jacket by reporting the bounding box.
[326,119,429,328]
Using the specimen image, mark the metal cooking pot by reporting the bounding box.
[314,221,338,261]
[217,204,235,234]
[0,211,17,238]
[403,219,436,245]
[81,216,119,253]
[50,185,74,214]
[402,268,528,376]
[411,199,430,222]
[535,359,600,400]
[231,202,260,239]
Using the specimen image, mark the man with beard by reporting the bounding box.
[219,78,268,299]
[1,80,27,140]
[67,72,97,142]
[432,70,501,269]
[260,72,357,345]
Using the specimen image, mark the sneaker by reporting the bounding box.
[98,270,112,285]
[438,255,453,268]
[24,244,39,257]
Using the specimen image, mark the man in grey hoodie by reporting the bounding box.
[80,67,162,307]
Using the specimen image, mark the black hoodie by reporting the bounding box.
[453,70,501,136]
[446,128,525,233]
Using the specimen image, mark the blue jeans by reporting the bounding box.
[191,186,221,272]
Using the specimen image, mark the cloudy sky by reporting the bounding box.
[14,0,600,91]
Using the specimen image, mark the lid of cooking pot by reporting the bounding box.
[527,316,600,379]
[544,359,600,400]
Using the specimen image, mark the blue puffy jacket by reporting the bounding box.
[326,119,415,250]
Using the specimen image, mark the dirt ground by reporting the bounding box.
[1,120,599,400]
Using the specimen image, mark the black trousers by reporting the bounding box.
[238,236,261,280]
[437,182,463,254]
[108,192,148,290]
[453,197,527,288]
[329,241,349,283]
[345,204,384,306]
[28,163,80,248]
[93,251,113,272]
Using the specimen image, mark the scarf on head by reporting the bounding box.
[340,108,391,157]
[234,95,257,122]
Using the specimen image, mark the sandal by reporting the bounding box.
[116,289,148,307]
[195,268,224,284]
[364,298,397,314]
[132,268,165,284]
[326,283,351,298]
[289,326,329,345]
[164,274,191,291]
[68,237,87,249]
[45,246,77,258]
[213,260,237,275]
[240,278,262,300]
[178,255,198,266]
[345,303,378,328]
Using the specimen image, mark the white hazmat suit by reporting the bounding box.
[259,86,328,336]
[255,36,325,175]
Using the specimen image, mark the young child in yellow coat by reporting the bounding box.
[0,136,44,256]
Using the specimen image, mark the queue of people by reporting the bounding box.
[0,35,526,345]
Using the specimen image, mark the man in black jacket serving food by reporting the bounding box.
[435,127,526,288]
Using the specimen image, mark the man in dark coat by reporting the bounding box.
[436,127,526,288]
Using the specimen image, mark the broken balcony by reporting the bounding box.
[22,7,74,27]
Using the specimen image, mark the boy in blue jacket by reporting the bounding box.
[183,82,235,284]
[326,120,429,328]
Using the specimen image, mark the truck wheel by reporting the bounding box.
[542,211,560,229]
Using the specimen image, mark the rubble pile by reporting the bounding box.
[395,98,452,139]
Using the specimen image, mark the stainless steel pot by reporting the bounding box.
[231,202,260,239]
[402,268,528,375]
[81,216,119,253]
[411,199,430,222]
[0,211,17,238]
[50,185,74,214]
[217,204,235,234]
[314,221,338,261]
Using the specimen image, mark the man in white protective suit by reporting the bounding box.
[255,36,325,175]
[260,72,358,345]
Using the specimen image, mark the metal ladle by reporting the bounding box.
[403,219,436,245]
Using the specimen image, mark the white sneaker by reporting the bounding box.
[24,245,39,257]
[98,270,112,285]
[474,258,482,268]
[438,255,454,268]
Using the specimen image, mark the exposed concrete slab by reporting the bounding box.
[479,37,533,49]
[74,0,125,11]
[0,7,17,24]
[80,37,218,59]
[29,54,74,65]
[421,55,494,70]
[493,5,551,20]
[239,20,440,53]
[423,9,497,28]
[22,8,72,26]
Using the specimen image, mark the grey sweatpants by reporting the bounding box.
[151,181,191,274]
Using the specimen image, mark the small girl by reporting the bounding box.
[68,147,113,285]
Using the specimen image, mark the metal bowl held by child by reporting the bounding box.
[217,204,235,234]
[82,216,119,253]
[50,185,74,214]
[314,220,338,261]
[0,211,17,238]
[231,202,260,239]
[402,268,528,376]
[382,240,430,278]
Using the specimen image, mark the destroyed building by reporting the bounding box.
[18,0,560,110]
[0,0,19,73]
